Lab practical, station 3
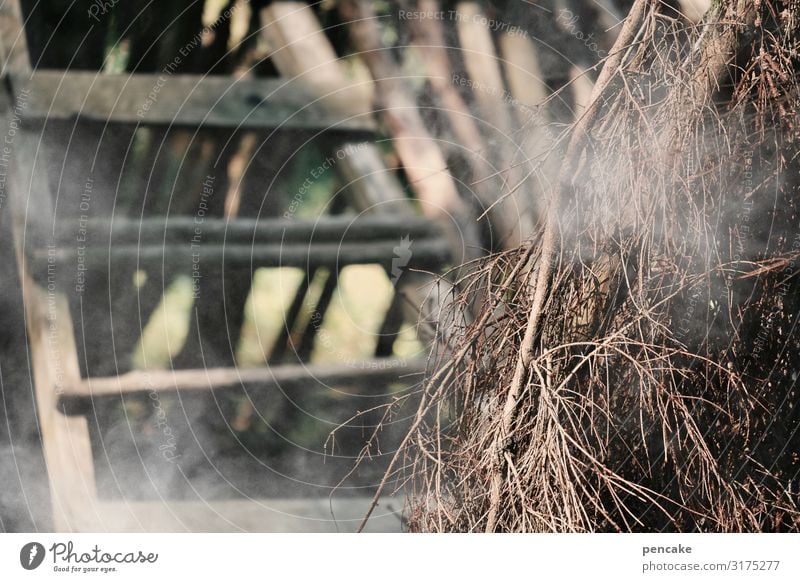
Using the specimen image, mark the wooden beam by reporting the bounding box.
[406,0,525,250]
[335,143,415,217]
[456,2,537,240]
[31,238,451,271]
[61,357,428,398]
[259,1,372,118]
[295,267,339,361]
[336,1,473,232]
[2,0,101,532]
[499,32,548,112]
[456,2,518,141]
[268,268,316,364]
[9,71,376,132]
[0,1,29,76]
[497,29,557,222]
[54,215,443,245]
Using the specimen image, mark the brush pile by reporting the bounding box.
[366,0,800,532]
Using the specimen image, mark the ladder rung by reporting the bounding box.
[31,239,450,272]
[12,71,376,132]
[54,215,442,245]
[61,358,428,399]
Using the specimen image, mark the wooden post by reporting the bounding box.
[404,0,527,249]
[334,0,485,262]
[260,2,373,122]
[497,30,560,223]
[1,0,100,531]
[455,2,537,242]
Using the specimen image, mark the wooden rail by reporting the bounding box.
[10,71,376,132]
[30,239,450,271]
[52,215,441,244]
[60,358,427,399]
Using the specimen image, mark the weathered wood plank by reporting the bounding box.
[53,215,443,244]
[9,71,376,132]
[405,0,522,250]
[268,269,316,363]
[62,357,428,398]
[335,143,415,217]
[335,0,474,236]
[7,121,102,531]
[497,29,557,224]
[2,0,101,533]
[0,1,29,76]
[259,1,373,119]
[456,2,537,241]
[31,238,451,272]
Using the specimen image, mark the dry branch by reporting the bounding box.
[356,0,800,533]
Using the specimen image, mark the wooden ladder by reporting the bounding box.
[1,2,449,532]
